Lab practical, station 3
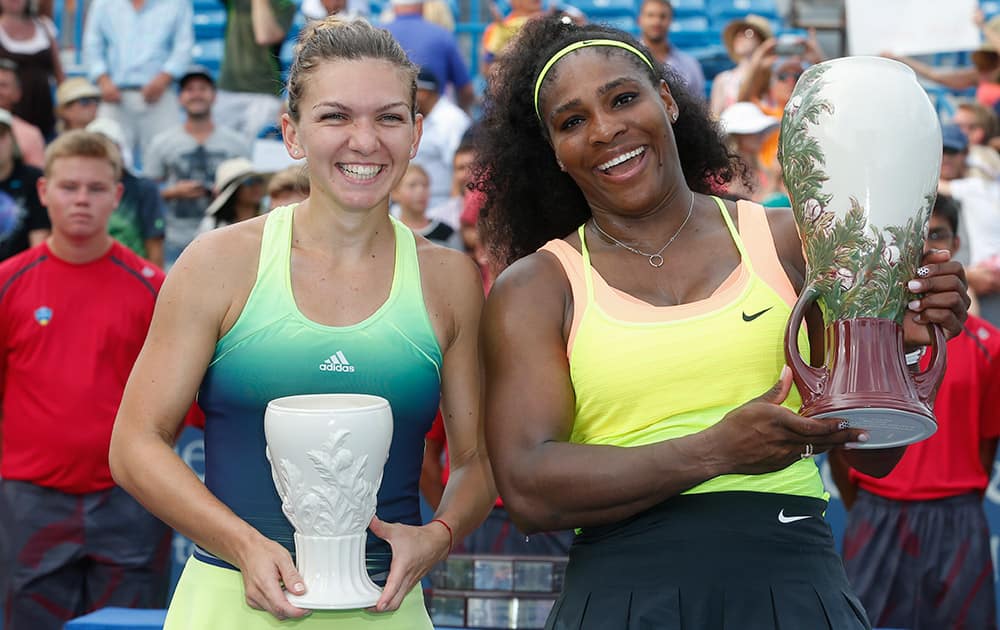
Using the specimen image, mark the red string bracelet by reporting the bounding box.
[430,518,454,551]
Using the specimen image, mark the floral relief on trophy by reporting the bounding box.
[779,64,933,325]
[267,426,379,536]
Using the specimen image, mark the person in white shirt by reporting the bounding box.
[411,67,469,211]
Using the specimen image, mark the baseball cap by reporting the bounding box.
[179,65,215,89]
[416,68,439,92]
[719,102,780,135]
[941,124,969,152]
[86,117,127,149]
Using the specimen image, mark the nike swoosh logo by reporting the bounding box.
[778,509,812,524]
[743,307,773,322]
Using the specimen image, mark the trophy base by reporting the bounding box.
[286,589,381,611]
[285,532,383,610]
[813,407,937,449]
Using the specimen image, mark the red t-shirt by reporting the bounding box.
[851,315,1000,500]
[425,411,503,507]
[0,241,164,494]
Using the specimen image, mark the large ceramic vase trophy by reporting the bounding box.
[264,394,393,608]
[778,56,947,448]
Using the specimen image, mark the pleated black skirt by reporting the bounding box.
[546,491,870,630]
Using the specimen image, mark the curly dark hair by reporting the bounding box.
[475,17,745,268]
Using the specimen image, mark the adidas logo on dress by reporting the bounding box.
[319,350,356,372]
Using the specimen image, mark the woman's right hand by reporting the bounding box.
[236,536,312,621]
[705,367,869,475]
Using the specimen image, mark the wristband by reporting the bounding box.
[905,347,926,367]
[430,518,454,551]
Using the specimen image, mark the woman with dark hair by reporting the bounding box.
[0,0,63,138]
[478,17,969,629]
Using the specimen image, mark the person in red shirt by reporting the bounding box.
[831,194,1000,630]
[0,130,170,630]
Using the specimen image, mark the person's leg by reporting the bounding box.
[241,94,283,142]
[841,490,915,628]
[1,480,88,630]
[213,90,252,135]
[136,90,180,170]
[82,486,171,612]
[97,96,140,166]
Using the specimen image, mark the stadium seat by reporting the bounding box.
[672,0,707,15]
[570,0,637,18]
[193,10,227,40]
[670,27,721,50]
[671,14,711,32]
[191,39,224,74]
[592,14,638,35]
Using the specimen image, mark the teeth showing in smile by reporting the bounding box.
[338,164,382,180]
[598,146,646,172]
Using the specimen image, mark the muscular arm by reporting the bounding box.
[482,250,862,534]
[421,247,496,540]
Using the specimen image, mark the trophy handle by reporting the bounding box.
[784,284,827,405]
[911,323,947,408]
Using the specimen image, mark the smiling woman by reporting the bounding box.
[477,16,970,630]
[108,16,496,630]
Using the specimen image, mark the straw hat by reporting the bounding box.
[722,14,773,62]
[205,158,259,217]
[56,77,101,108]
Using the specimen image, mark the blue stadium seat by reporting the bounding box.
[571,0,637,18]
[983,0,1000,20]
[589,14,637,35]
[671,0,707,15]
[670,27,721,50]
[671,14,710,32]
[192,39,224,74]
[705,0,777,16]
[193,10,227,40]
[194,0,221,12]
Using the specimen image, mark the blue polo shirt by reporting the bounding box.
[383,14,471,94]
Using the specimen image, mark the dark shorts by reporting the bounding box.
[547,491,870,630]
[1,480,171,630]
[843,489,997,630]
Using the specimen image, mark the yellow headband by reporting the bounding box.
[533,39,656,121]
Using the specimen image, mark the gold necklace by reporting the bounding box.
[590,192,695,268]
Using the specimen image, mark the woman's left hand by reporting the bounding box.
[368,516,451,612]
[903,248,970,345]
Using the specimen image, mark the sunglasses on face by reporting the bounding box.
[242,176,264,187]
[777,71,802,82]
[71,97,100,107]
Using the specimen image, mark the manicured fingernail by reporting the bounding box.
[908,300,920,310]
[838,420,850,430]
[917,266,931,277]
[908,280,922,291]
[294,582,305,593]
[857,432,869,442]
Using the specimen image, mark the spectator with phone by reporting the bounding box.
[710,14,772,117]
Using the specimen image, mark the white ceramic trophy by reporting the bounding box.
[264,393,393,609]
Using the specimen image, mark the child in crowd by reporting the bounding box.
[393,163,462,249]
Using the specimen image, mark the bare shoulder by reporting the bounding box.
[484,250,571,335]
[415,239,484,351]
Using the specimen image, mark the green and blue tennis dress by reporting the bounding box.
[165,205,441,629]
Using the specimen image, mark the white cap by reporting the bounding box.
[719,102,780,136]
[86,117,126,148]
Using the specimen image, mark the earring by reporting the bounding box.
[557,160,565,171]
[671,111,679,123]
[291,148,301,157]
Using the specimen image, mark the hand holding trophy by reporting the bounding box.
[779,56,946,448]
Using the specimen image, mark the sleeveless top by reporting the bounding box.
[196,205,443,577]
[540,197,825,499]
[0,19,56,138]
